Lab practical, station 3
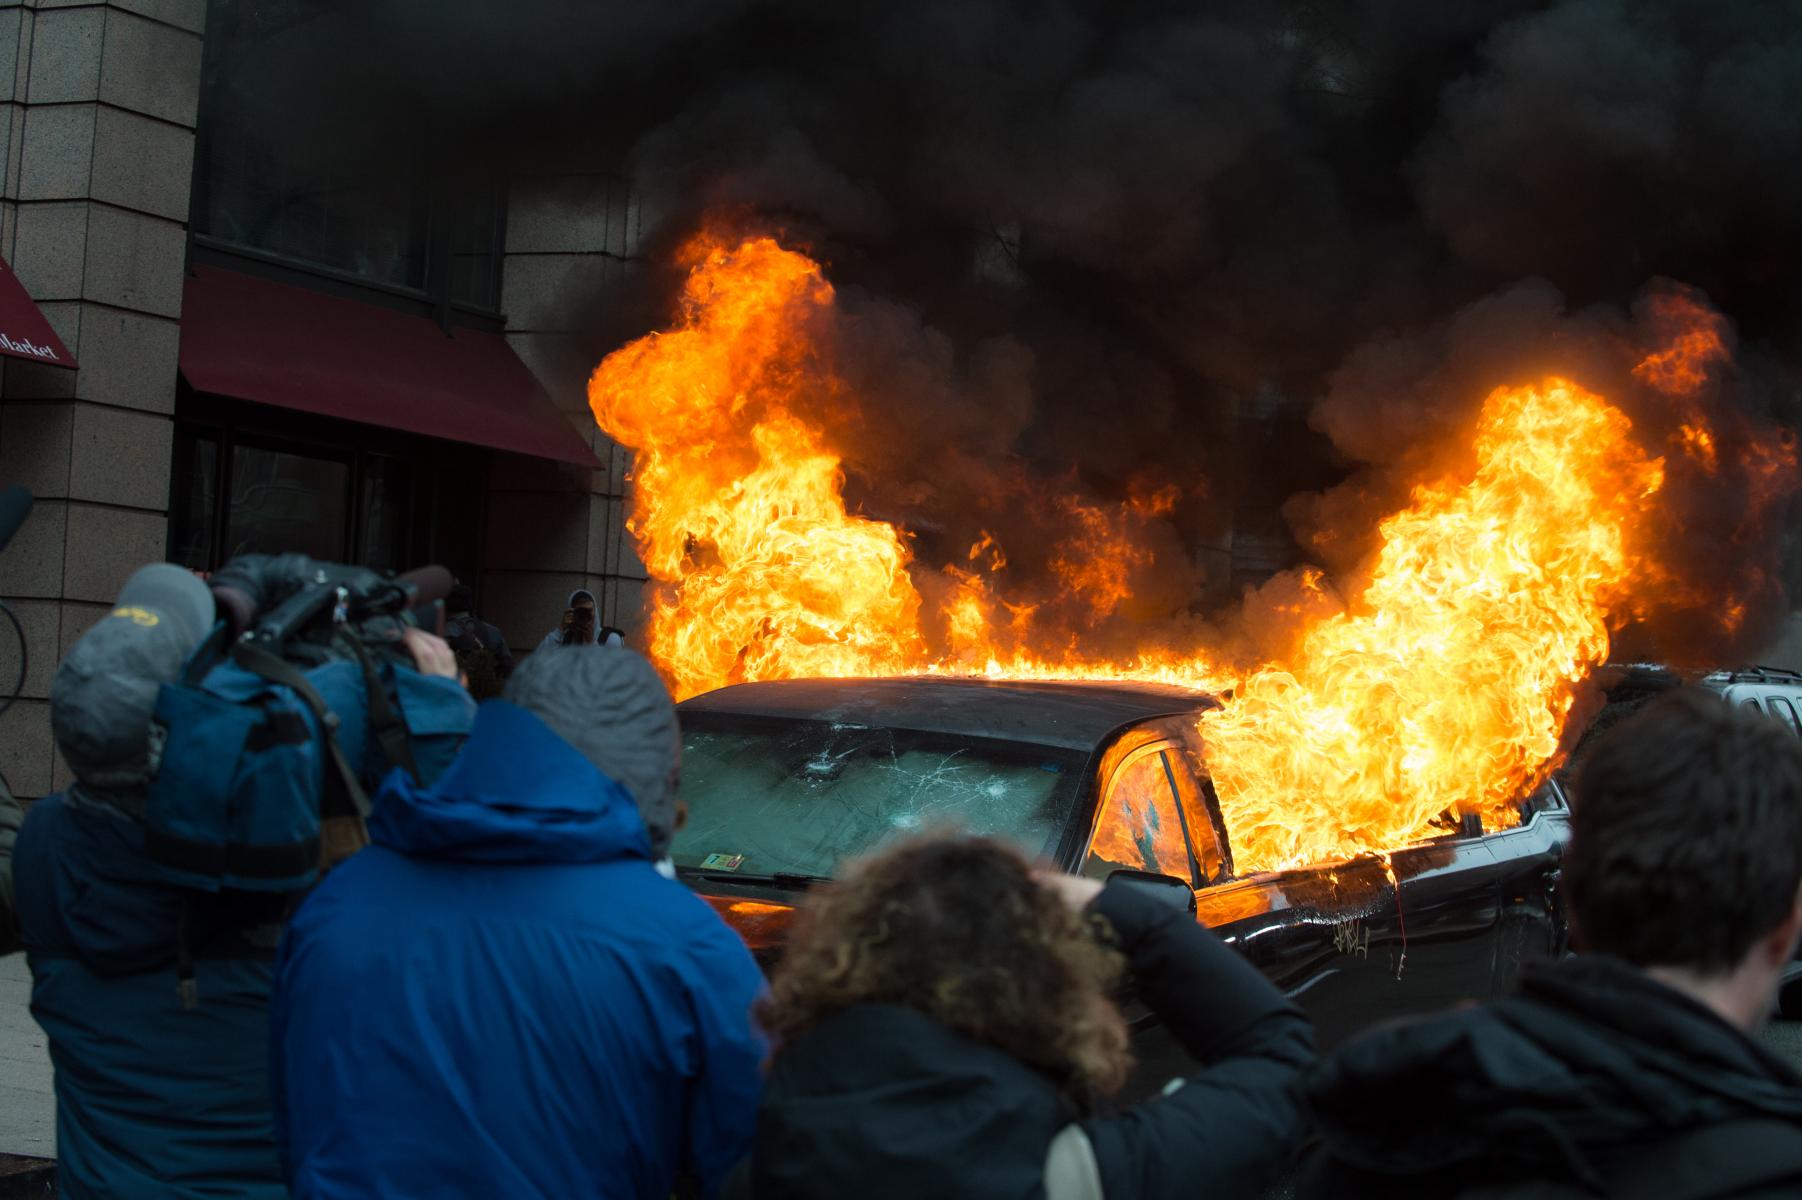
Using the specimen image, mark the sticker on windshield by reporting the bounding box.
[700,853,745,871]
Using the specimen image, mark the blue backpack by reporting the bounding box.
[144,632,475,898]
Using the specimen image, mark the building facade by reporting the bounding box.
[0,0,646,796]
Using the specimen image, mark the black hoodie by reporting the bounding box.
[732,879,1316,1200]
[1300,955,1802,1200]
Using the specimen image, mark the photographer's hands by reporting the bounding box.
[402,628,460,681]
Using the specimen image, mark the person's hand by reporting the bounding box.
[560,607,575,631]
[401,628,459,681]
[1036,869,1104,913]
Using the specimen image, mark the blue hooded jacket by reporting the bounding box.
[271,700,766,1199]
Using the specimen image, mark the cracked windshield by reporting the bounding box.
[674,716,1086,877]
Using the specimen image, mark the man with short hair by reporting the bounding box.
[272,645,764,1199]
[1299,688,1802,1199]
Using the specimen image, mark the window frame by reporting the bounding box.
[167,388,493,583]
[188,0,509,327]
[1084,742,1210,890]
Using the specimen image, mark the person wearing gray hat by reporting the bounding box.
[12,563,291,1200]
[271,643,764,1200]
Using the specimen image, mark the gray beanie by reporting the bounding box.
[52,564,215,797]
[505,644,680,856]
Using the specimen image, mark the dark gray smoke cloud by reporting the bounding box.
[286,0,1802,658]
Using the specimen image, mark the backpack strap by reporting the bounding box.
[231,642,372,870]
[338,631,420,784]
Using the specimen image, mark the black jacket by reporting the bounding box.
[1299,955,1802,1200]
[731,878,1316,1200]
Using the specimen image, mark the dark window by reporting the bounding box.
[1743,698,1765,712]
[171,391,491,586]
[224,443,350,562]
[1085,751,1195,885]
[1771,696,1802,735]
[191,0,502,312]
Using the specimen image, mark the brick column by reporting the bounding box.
[0,0,203,796]
[484,171,649,656]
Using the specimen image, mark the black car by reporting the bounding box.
[673,676,1571,1091]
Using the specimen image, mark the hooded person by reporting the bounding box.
[1298,689,1802,1200]
[271,644,765,1200]
[538,587,624,649]
[12,564,290,1198]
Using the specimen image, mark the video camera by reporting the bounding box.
[145,553,477,908]
[204,553,450,668]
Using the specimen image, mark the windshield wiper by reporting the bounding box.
[691,870,832,891]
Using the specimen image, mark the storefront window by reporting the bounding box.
[224,444,351,562]
[359,455,413,572]
[170,392,491,585]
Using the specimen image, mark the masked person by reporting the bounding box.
[272,645,764,1199]
[724,833,1315,1200]
[539,587,624,649]
[1299,688,1802,1200]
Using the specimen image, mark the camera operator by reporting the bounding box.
[539,587,624,649]
[12,562,464,1199]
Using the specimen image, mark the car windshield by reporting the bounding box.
[673,713,1088,878]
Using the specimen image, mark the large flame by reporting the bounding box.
[591,232,1795,875]
[1199,378,1664,871]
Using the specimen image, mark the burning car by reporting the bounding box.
[672,674,1570,1089]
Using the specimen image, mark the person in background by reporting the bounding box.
[539,586,624,649]
[1300,688,1802,1200]
[724,834,1315,1200]
[444,582,513,680]
[272,645,764,1199]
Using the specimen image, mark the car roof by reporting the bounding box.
[677,676,1217,752]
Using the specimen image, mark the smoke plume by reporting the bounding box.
[284,0,1802,660]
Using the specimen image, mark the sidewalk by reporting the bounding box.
[0,955,53,1159]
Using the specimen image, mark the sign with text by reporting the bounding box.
[0,257,75,368]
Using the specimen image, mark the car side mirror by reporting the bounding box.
[1106,868,1197,915]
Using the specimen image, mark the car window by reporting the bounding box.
[1083,750,1194,885]
[1742,697,1764,712]
[1165,747,1225,882]
[673,715,1086,878]
[1770,696,1802,735]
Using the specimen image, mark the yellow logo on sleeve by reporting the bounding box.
[111,606,159,627]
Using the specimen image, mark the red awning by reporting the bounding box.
[179,266,599,466]
[0,256,76,368]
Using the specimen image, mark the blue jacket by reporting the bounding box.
[272,700,766,1199]
[13,790,288,1199]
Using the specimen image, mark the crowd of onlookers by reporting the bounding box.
[3,562,1802,1199]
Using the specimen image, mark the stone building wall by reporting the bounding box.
[0,0,203,796]
[483,170,649,654]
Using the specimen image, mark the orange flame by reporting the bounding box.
[592,231,1794,874]
[1199,377,1664,872]
[589,232,1227,698]
[588,235,924,699]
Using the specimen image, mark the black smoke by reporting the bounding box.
[303,0,1802,659]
